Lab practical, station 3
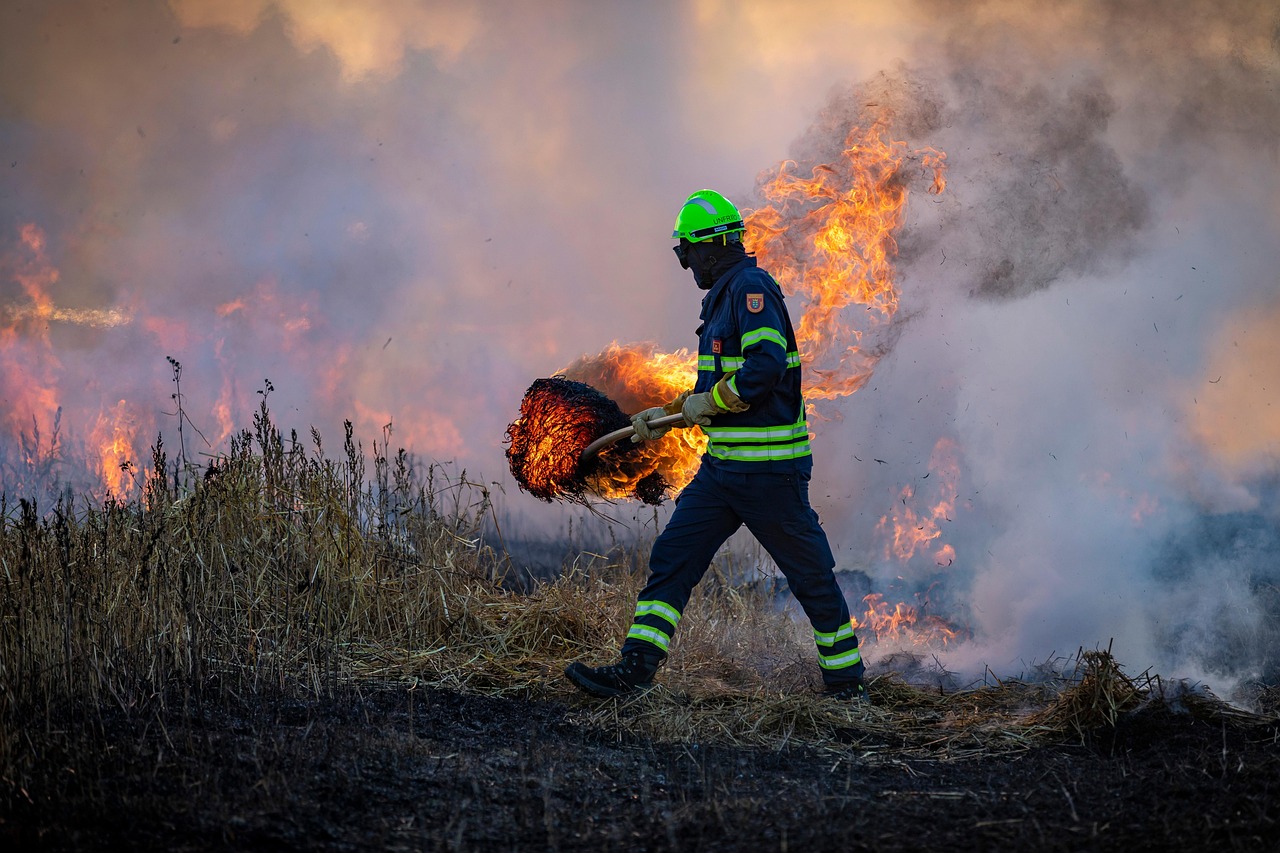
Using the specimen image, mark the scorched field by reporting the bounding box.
[2,414,1277,851]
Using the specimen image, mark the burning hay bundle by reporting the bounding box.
[504,376,671,505]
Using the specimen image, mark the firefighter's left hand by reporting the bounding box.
[680,391,721,426]
[631,407,672,442]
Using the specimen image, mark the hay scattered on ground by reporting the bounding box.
[4,403,1276,793]
[1025,648,1146,737]
[342,561,1279,760]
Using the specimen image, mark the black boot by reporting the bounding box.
[564,651,661,697]
[823,677,870,704]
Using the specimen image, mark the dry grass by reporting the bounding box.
[2,403,1276,795]
[1025,647,1146,735]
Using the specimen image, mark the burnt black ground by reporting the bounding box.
[3,687,1278,852]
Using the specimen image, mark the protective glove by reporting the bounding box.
[631,391,693,442]
[681,376,749,426]
[630,407,672,442]
[680,392,720,427]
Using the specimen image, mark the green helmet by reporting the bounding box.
[671,189,745,242]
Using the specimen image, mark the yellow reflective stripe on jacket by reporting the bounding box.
[698,354,716,372]
[703,420,809,442]
[705,439,814,463]
[703,415,811,462]
[741,327,787,350]
[720,351,800,371]
[711,381,725,409]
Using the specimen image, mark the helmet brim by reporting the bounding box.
[672,219,745,242]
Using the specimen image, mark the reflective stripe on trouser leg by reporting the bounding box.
[620,465,743,659]
[624,599,682,654]
[723,466,866,685]
[814,620,863,672]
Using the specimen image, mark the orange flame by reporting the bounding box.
[748,115,947,401]
[533,112,965,647]
[2,224,143,498]
[876,437,961,565]
[507,374,680,504]
[89,399,142,498]
[560,111,948,499]
[856,436,966,649]
[1,224,64,442]
[856,591,968,649]
[558,342,705,500]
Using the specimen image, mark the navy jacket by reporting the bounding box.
[693,256,812,474]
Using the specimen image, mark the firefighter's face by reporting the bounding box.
[672,239,692,270]
[675,239,721,290]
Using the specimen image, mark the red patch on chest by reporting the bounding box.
[711,339,722,354]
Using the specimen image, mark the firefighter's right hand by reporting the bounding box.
[631,407,673,442]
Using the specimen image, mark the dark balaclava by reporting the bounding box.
[677,236,748,290]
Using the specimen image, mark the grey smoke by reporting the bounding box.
[1152,500,1280,684]
[773,68,1150,301]
[2,1,1279,697]
[738,2,1280,696]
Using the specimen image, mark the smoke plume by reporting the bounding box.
[2,1,1278,694]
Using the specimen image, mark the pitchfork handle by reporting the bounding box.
[580,413,687,462]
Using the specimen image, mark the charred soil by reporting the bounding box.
[4,685,1278,852]
[3,425,1277,851]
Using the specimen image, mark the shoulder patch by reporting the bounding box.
[746,293,765,314]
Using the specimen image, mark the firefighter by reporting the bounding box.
[564,189,868,702]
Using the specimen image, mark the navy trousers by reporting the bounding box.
[621,462,864,686]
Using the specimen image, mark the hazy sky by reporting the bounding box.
[3,0,1278,688]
